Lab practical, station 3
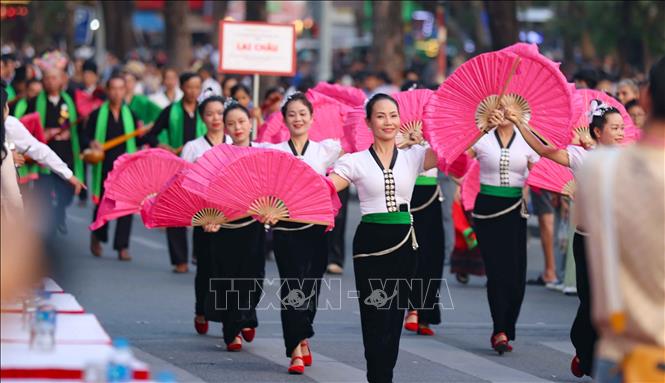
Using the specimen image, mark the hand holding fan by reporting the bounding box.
[424,48,574,165]
[182,145,340,230]
[90,149,188,230]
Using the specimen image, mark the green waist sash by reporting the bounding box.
[361,212,412,225]
[479,184,522,198]
[415,175,437,186]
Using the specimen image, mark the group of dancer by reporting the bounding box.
[4,45,661,383]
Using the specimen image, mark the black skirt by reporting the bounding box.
[353,222,418,383]
[473,193,527,340]
[272,223,328,357]
[204,218,266,344]
[409,185,446,325]
[570,232,598,376]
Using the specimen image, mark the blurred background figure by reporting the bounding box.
[616,79,639,105]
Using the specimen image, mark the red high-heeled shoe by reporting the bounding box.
[404,311,418,332]
[288,356,305,375]
[570,355,584,377]
[417,326,435,336]
[241,328,256,342]
[300,340,312,366]
[194,317,208,335]
[491,332,510,355]
[227,336,242,352]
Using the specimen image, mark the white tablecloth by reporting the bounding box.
[1,313,111,345]
[1,294,84,314]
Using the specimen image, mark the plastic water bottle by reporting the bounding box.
[107,338,134,382]
[29,304,56,351]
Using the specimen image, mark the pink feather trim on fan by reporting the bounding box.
[312,82,366,107]
[526,157,576,197]
[90,148,188,230]
[461,160,480,212]
[182,145,340,230]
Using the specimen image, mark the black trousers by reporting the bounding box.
[91,178,132,250]
[205,220,266,345]
[353,222,418,383]
[327,188,349,267]
[36,173,74,232]
[272,225,328,357]
[409,185,446,325]
[166,227,188,265]
[570,233,598,376]
[194,227,213,316]
[474,194,527,340]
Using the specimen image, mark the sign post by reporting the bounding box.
[218,21,297,138]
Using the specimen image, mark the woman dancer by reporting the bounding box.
[264,92,342,374]
[468,106,539,354]
[181,95,264,352]
[507,100,624,376]
[330,94,438,383]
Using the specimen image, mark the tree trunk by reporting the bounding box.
[211,1,229,46]
[164,1,192,72]
[371,1,405,85]
[102,1,134,59]
[484,0,518,50]
[245,0,267,22]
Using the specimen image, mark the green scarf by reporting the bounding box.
[6,84,16,101]
[129,94,166,144]
[92,102,137,202]
[35,91,83,179]
[13,98,28,118]
[167,100,206,148]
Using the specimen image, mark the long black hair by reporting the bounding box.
[1,82,8,164]
[365,93,399,119]
[588,100,620,140]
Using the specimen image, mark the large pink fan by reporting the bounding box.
[19,112,46,143]
[424,48,574,165]
[392,89,433,124]
[141,168,246,228]
[312,82,366,107]
[255,90,352,151]
[90,148,188,230]
[461,160,480,211]
[342,105,373,153]
[445,152,472,178]
[575,89,640,144]
[182,145,340,229]
[526,158,576,197]
[75,89,104,120]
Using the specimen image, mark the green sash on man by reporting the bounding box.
[128,94,165,143]
[91,101,137,202]
[167,100,206,148]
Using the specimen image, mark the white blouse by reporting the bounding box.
[567,145,588,175]
[333,145,427,215]
[180,135,233,163]
[266,139,341,176]
[472,127,539,187]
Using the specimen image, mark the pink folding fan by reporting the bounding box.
[182,145,341,229]
[342,105,373,153]
[141,168,246,228]
[461,160,480,212]
[527,158,576,197]
[575,89,640,144]
[19,112,46,143]
[312,82,366,107]
[423,47,574,165]
[90,148,188,230]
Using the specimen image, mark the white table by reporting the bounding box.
[1,294,84,314]
[42,278,64,294]
[1,313,111,345]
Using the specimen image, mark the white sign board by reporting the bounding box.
[218,21,296,76]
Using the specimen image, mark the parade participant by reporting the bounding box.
[467,106,540,355]
[123,70,161,131]
[149,68,182,109]
[221,76,238,98]
[147,72,208,273]
[19,64,84,236]
[625,99,646,129]
[616,79,639,105]
[197,63,222,96]
[86,74,145,261]
[507,100,625,376]
[182,96,265,352]
[263,92,342,374]
[230,83,263,126]
[1,54,17,102]
[329,93,438,382]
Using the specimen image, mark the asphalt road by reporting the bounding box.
[49,196,590,383]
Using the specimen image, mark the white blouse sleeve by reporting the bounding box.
[566,145,587,174]
[526,145,540,164]
[332,153,355,183]
[318,139,342,168]
[405,144,427,174]
[180,141,197,163]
